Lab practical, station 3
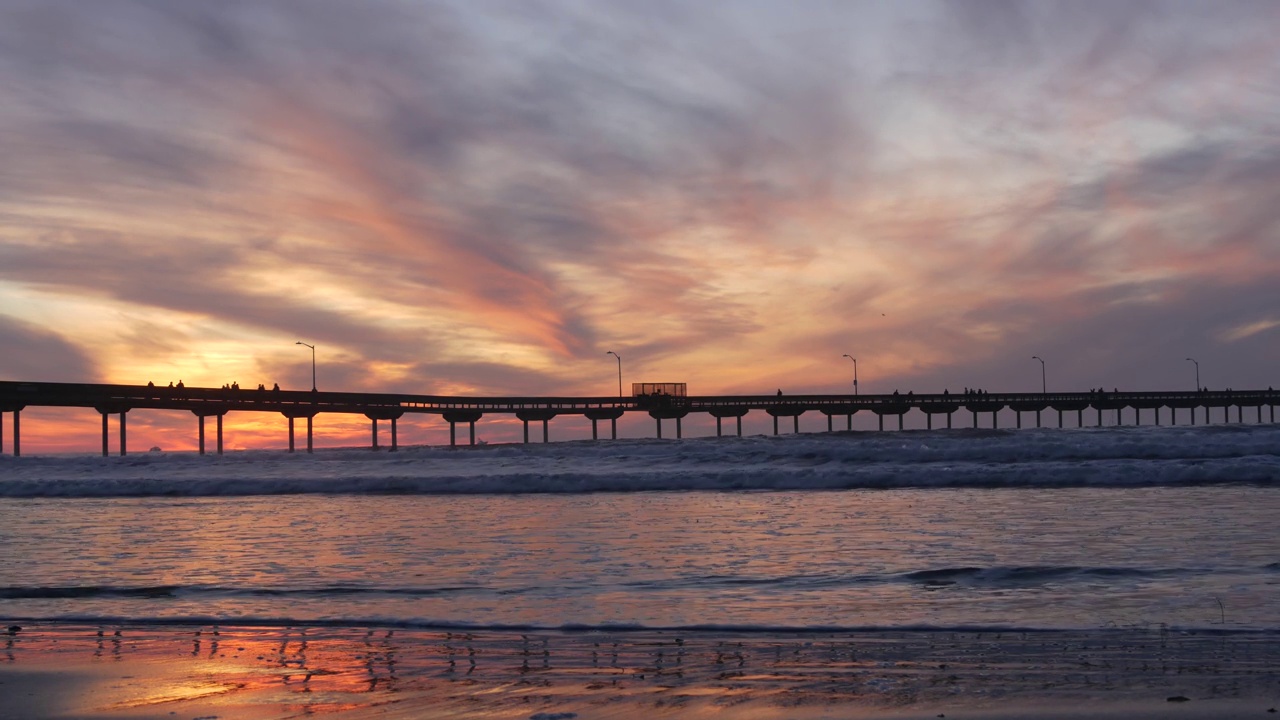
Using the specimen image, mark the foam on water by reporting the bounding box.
[1,424,1276,497]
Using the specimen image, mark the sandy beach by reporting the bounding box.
[3,622,1277,719]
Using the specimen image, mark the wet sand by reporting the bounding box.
[2,623,1277,719]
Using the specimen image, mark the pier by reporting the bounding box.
[0,380,1276,456]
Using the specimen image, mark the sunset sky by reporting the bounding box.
[2,1,1279,451]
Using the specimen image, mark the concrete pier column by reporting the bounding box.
[198,415,206,455]
[1097,409,1103,427]
[1,411,3,454]
[1189,408,1195,425]
[676,416,683,439]
[469,420,475,446]
[736,416,743,437]
[878,415,884,431]
[656,417,663,439]
[1016,412,1022,429]
[542,419,549,443]
[120,411,127,456]
[716,416,723,437]
[101,412,109,457]
[1155,408,1160,425]
[391,417,398,451]
[827,415,832,432]
[371,418,379,450]
[12,410,18,457]
[847,414,852,430]
[897,414,903,431]
[215,414,223,454]
[947,413,952,429]
[523,420,529,444]
[450,421,457,447]
[795,415,801,434]
[1036,410,1041,428]
[773,416,779,435]
[1237,405,1243,423]
[1058,410,1063,428]
[992,412,998,429]
[1115,409,1121,425]
[289,417,295,452]
[927,414,933,430]
[612,417,618,439]
[1203,406,1209,424]
[306,416,313,453]
[1077,409,1083,427]
[972,412,977,429]
[591,418,599,440]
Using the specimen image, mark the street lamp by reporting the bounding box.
[296,341,316,391]
[1031,356,1046,394]
[1186,357,1199,391]
[842,354,858,395]
[606,351,622,397]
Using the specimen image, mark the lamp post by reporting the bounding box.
[842,354,858,395]
[1186,357,1199,391]
[606,351,622,397]
[296,341,316,391]
[1031,356,1046,394]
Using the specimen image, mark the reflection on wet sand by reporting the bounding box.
[3,623,1280,718]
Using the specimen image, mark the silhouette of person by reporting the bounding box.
[176,380,184,388]
[272,383,280,392]
[147,381,154,388]
[776,389,782,396]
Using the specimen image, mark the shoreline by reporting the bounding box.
[3,622,1277,719]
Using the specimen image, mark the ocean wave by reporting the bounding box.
[0,562,1253,601]
[1,425,1277,497]
[2,615,1270,636]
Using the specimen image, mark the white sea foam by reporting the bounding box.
[0,424,1276,497]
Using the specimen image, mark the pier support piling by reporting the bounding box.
[101,412,108,457]
[11,410,17,457]
[198,415,206,455]
[774,416,779,435]
[371,418,379,450]
[716,416,722,437]
[737,416,743,437]
[307,416,313,453]
[120,412,126,456]
[288,417,295,452]
[677,416,683,439]
[795,415,801,434]
[392,417,399,451]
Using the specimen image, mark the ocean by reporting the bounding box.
[3,423,1278,633]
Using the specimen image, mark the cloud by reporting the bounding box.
[0,315,97,381]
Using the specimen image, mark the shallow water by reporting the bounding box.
[3,485,1277,630]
